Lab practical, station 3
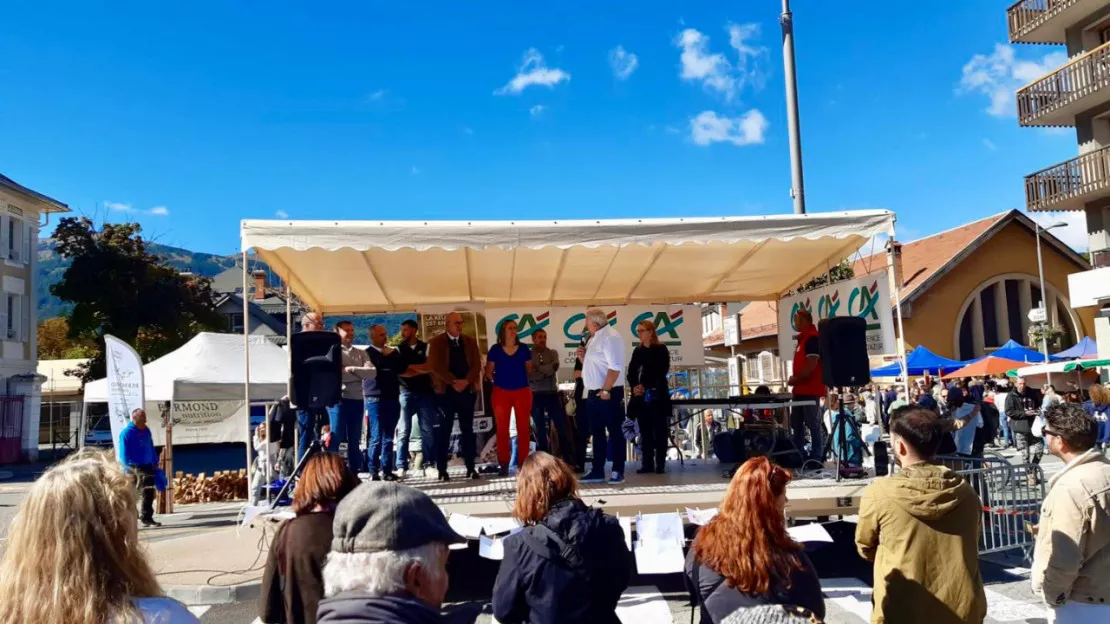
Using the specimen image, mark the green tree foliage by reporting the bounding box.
[795,260,855,294]
[49,217,225,382]
[37,317,96,359]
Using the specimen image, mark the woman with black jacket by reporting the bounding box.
[627,320,672,474]
[492,452,632,624]
[684,457,825,623]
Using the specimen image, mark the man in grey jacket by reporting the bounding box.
[529,329,571,462]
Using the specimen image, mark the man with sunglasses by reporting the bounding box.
[1032,403,1110,621]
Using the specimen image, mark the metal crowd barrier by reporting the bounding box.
[938,455,1046,558]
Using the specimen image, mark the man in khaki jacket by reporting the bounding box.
[856,405,986,623]
[1032,402,1110,621]
[427,312,483,482]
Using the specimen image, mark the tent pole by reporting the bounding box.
[886,222,910,398]
[165,399,174,514]
[243,252,252,479]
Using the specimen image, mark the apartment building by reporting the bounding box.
[1009,0,1110,360]
[0,174,69,462]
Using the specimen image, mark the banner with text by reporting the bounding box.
[104,335,145,458]
[486,305,704,381]
[776,271,895,362]
[145,400,249,446]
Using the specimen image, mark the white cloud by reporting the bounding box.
[411,165,420,175]
[494,48,570,95]
[676,24,766,100]
[104,201,168,216]
[958,43,1066,117]
[689,110,767,146]
[982,138,997,151]
[275,210,290,219]
[529,104,545,118]
[462,126,474,135]
[368,89,387,101]
[608,45,639,80]
[1030,211,1089,252]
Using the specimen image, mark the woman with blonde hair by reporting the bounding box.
[685,457,824,623]
[627,319,672,474]
[0,449,198,624]
[491,451,631,623]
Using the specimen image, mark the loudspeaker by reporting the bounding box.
[873,440,889,476]
[290,331,342,410]
[818,316,871,388]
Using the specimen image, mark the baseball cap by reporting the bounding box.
[332,481,465,554]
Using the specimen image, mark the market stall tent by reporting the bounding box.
[1054,336,1099,360]
[871,346,966,377]
[976,339,1049,364]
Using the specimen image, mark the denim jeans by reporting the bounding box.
[999,414,1014,445]
[396,391,438,470]
[587,386,626,475]
[532,392,571,461]
[296,407,326,462]
[327,398,364,474]
[437,389,477,472]
[365,397,401,475]
[791,401,823,461]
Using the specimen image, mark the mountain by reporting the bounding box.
[37,239,239,319]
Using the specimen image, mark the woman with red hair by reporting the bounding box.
[684,457,824,623]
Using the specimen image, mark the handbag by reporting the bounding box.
[1032,414,1046,439]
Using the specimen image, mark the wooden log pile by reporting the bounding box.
[172,470,248,504]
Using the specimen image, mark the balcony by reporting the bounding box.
[1008,0,1104,44]
[1025,144,1110,211]
[1017,41,1110,126]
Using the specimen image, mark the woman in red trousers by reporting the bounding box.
[486,319,534,477]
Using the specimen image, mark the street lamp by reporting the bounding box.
[1035,220,1068,384]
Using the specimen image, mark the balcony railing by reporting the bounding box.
[1007,0,1076,43]
[1017,40,1110,125]
[1025,144,1110,211]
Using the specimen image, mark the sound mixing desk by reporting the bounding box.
[668,394,819,465]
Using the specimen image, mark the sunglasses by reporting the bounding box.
[1042,428,1061,439]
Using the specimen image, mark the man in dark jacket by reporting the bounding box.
[317,481,465,624]
[1005,377,1044,479]
[492,498,632,623]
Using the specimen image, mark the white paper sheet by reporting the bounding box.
[481,516,522,536]
[787,523,834,543]
[634,513,685,574]
[479,535,505,560]
[616,585,675,624]
[684,507,719,526]
[619,516,633,551]
[448,513,484,539]
[637,512,684,543]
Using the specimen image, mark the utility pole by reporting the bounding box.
[781,0,806,215]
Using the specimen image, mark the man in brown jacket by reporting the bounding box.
[856,405,987,624]
[427,312,483,482]
[1032,402,1110,620]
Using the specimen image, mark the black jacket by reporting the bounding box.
[317,592,442,624]
[1005,388,1042,435]
[492,498,632,624]
[683,548,825,624]
[261,512,334,624]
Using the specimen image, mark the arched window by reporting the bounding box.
[953,274,1080,360]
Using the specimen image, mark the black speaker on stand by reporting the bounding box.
[818,316,871,388]
[290,331,342,411]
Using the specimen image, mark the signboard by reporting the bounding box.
[104,335,144,457]
[727,357,741,394]
[776,272,896,361]
[1028,307,1046,324]
[723,314,741,347]
[145,400,249,446]
[486,305,704,381]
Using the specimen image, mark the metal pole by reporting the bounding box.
[243,252,252,477]
[887,222,910,398]
[781,0,806,215]
[1035,224,1053,385]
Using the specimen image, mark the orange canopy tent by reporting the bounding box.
[941,356,1028,380]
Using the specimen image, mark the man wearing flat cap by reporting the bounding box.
[317,481,465,623]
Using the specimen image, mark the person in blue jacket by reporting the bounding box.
[119,408,161,527]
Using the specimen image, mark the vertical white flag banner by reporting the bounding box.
[104,335,145,458]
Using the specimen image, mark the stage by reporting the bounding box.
[405,459,876,520]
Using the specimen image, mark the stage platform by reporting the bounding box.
[406,460,877,520]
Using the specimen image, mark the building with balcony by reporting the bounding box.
[1009,0,1110,362]
[0,174,70,462]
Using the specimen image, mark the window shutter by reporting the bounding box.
[20,295,28,342]
[0,295,10,342]
[0,216,9,262]
[22,222,31,266]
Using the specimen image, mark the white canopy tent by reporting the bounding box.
[84,332,290,402]
[240,211,897,314]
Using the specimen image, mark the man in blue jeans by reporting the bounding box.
[528,329,571,460]
[395,319,438,478]
[578,308,628,485]
[329,320,375,474]
[364,324,404,481]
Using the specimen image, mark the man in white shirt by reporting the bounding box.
[579,308,628,485]
[330,320,375,474]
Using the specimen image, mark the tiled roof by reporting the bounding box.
[704,211,1011,346]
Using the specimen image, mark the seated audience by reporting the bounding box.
[317,481,465,623]
[261,452,360,624]
[0,449,199,623]
[685,456,825,623]
[492,451,632,623]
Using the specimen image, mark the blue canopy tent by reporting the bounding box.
[1053,336,1099,360]
[871,345,966,377]
[982,339,1050,364]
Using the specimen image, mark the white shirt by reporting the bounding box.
[582,324,626,391]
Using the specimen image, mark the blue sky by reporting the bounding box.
[0,1,1089,255]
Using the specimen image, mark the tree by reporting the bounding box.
[795,260,855,294]
[37,317,96,359]
[50,217,225,382]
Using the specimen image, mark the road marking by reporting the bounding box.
[822,578,873,622]
[616,585,674,624]
[187,606,210,617]
[985,587,1047,622]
